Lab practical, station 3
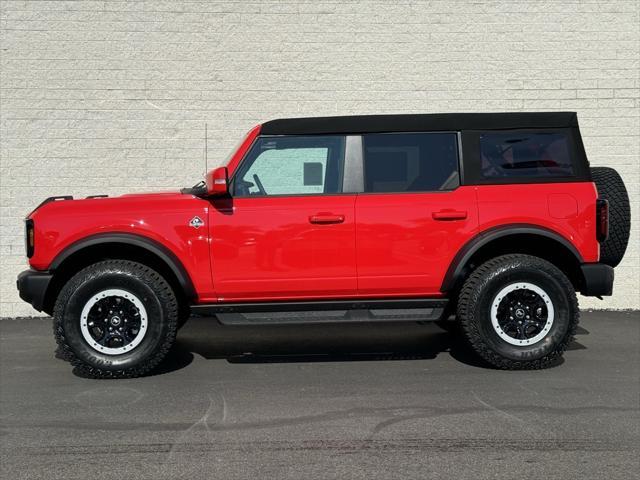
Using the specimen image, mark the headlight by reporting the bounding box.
[25,219,34,258]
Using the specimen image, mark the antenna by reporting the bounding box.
[204,123,208,177]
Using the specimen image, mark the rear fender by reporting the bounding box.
[441,224,583,292]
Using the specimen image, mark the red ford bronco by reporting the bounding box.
[17,112,630,377]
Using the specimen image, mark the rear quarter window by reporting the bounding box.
[460,128,588,185]
[479,132,574,179]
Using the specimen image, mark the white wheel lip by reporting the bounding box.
[490,282,554,346]
[80,289,148,356]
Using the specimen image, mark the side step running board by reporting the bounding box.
[191,298,448,325]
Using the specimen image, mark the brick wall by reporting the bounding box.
[1,0,638,316]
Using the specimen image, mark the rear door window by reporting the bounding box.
[479,132,574,179]
[362,133,459,193]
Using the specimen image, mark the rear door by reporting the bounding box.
[209,135,358,301]
[355,132,478,296]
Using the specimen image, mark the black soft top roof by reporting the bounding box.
[261,112,578,135]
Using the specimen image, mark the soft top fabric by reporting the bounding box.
[260,112,578,135]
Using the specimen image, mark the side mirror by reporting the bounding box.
[206,167,229,196]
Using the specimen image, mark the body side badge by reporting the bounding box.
[189,216,204,229]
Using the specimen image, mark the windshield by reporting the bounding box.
[222,130,251,167]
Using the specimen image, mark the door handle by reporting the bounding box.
[432,210,468,221]
[309,214,345,224]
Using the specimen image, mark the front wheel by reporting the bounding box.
[53,260,179,378]
[457,254,578,369]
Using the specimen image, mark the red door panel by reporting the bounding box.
[209,195,357,301]
[355,187,479,296]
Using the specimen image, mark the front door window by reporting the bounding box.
[233,136,345,196]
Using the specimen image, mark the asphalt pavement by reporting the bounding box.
[1,311,638,479]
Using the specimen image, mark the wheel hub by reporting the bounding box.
[490,282,555,346]
[80,289,148,355]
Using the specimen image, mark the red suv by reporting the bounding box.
[17,112,630,377]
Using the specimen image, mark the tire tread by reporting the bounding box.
[53,260,178,379]
[591,166,631,267]
[457,254,579,370]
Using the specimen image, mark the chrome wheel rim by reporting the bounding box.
[80,289,148,355]
[490,282,554,346]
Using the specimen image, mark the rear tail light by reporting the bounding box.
[596,199,609,242]
[25,219,34,258]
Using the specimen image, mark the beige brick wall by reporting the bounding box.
[1,0,638,316]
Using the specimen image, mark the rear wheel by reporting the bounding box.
[53,260,178,378]
[457,254,578,369]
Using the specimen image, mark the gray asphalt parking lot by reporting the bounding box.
[1,311,638,480]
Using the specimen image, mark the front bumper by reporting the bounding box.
[17,269,53,312]
[580,263,614,297]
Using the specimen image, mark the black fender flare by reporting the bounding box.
[50,233,197,299]
[440,224,584,293]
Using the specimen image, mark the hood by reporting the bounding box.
[27,190,195,218]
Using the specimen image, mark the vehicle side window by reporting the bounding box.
[234,136,345,196]
[480,132,574,178]
[362,133,459,193]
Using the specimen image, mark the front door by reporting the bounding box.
[209,134,357,301]
[355,132,478,296]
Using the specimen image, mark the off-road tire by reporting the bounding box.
[591,166,631,267]
[53,260,178,378]
[457,254,579,370]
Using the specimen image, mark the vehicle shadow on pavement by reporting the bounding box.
[150,319,589,376]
